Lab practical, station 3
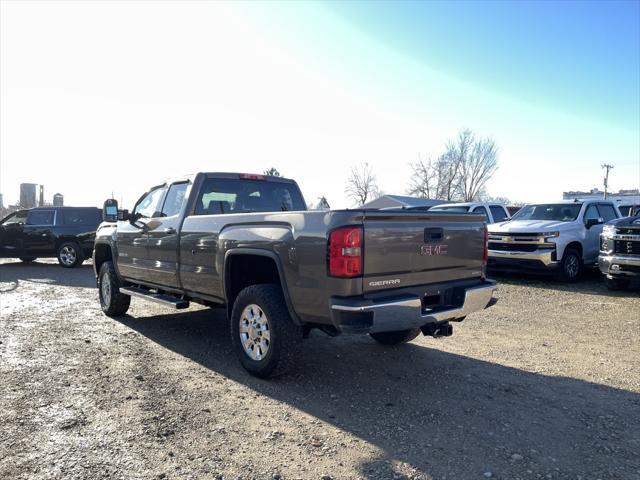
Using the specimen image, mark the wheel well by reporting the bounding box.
[55,237,80,250]
[564,241,583,259]
[94,244,113,273]
[225,254,281,311]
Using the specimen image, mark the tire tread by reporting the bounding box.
[230,284,302,378]
[99,261,131,317]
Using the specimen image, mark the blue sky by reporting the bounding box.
[1,1,639,208]
[328,1,640,131]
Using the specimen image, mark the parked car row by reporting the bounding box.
[487,199,620,281]
[1,198,638,291]
[0,176,637,377]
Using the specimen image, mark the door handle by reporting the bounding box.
[164,227,176,234]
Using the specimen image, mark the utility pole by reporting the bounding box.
[602,164,614,199]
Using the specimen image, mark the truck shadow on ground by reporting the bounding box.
[0,259,95,290]
[116,309,640,479]
[489,270,640,298]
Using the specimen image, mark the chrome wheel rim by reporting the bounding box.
[100,272,111,305]
[239,304,270,361]
[60,246,77,265]
[565,255,579,278]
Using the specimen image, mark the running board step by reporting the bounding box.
[119,287,190,309]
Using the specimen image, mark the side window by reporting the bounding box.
[472,206,489,221]
[597,204,617,222]
[489,205,508,222]
[26,210,55,225]
[618,206,632,217]
[160,183,189,217]
[1,211,28,225]
[134,187,167,218]
[584,204,600,223]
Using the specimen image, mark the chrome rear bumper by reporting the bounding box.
[330,280,497,334]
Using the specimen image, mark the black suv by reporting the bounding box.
[0,207,101,267]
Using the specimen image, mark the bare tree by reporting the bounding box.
[408,129,499,202]
[407,156,437,199]
[407,153,461,201]
[346,162,379,206]
[458,135,498,202]
[264,167,281,177]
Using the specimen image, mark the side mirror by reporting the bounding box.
[103,199,119,222]
[585,217,603,229]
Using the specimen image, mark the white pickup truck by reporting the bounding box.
[429,202,511,224]
[487,200,621,281]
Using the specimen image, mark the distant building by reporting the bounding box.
[563,188,639,202]
[0,193,4,209]
[39,185,45,207]
[19,183,38,208]
[53,193,64,207]
[362,194,445,210]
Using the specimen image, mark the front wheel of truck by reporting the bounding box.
[231,284,302,378]
[98,261,131,317]
[370,328,421,346]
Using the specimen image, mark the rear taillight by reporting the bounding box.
[483,225,489,264]
[329,226,363,277]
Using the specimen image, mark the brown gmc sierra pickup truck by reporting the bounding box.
[93,172,497,377]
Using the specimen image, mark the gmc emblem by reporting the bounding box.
[420,244,448,256]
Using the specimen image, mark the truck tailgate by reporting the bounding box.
[362,211,486,293]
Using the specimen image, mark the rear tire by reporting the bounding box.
[57,241,84,268]
[370,328,421,346]
[557,248,583,282]
[604,276,629,291]
[230,284,302,378]
[19,257,36,263]
[98,261,131,317]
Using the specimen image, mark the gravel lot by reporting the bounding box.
[1,258,639,480]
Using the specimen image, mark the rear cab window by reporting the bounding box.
[429,206,471,213]
[194,178,306,215]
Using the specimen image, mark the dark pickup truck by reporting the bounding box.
[93,172,496,377]
[0,206,102,267]
[599,213,640,290]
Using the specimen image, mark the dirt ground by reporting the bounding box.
[1,258,639,480]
